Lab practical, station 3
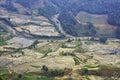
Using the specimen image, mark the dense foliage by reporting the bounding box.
[51,0,120,37]
[99,37,107,43]
[116,27,120,39]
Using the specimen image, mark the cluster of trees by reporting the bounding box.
[99,37,107,43]
[58,11,97,36]
[52,0,120,37]
[116,27,120,39]
[1,0,17,12]
[38,1,58,19]
[0,37,7,46]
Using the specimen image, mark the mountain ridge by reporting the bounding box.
[0,0,120,38]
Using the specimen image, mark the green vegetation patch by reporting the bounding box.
[60,42,67,48]
[75,46,86,53]
[74,40,80,47]
[73,57,81,65]
[116,26,120,39]
[0,37,7,46]
[60,51,82,65]
[35,48,52,55]
[0,32,7,35]
[0,70,9,76]
[41,69,64,77]
[37,76,50,80]
[59,51,75,56]
[84,65,99,68]
[14,49,24,54]
[18,74,37,80]
[85,41,92,45]
[99,37,107,43]
[81,67,88,74]
[0,34,13,46]
[80,65,120,78]
[86,55,93,59]
[31,65,40,68]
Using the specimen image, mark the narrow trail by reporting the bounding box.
[52,14,74,38]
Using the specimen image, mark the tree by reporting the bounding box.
[32,10,39,16]
[116,27,120,39]
[81,67,88,74]
[67,39,72,42]
[18,74,22,79]
[41,65,48,72]
[99,37,107,43]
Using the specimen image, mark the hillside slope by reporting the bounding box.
[0,0,120,37]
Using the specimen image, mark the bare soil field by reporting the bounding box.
[19,25,59,36]
[76,11,117,37]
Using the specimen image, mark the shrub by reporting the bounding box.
[0,76,6,80]
[81,67,88,74]
[0,37,7,46]
[61,43,67,48]
[41,65,48,72]
[13,49,24,55]
[48,69,64,77]
[41,69,64,77]
[99,37,107,43]
[67,39,72,42]
[74,40,80,47]
[116,27,120,39]
[73,57,80,65]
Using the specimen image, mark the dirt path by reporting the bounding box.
[52,14,74,38]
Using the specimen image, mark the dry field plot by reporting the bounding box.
[76,11,108,24]
[9,14,50,25]
[7,36,35,48]
[21,25,59,36]
[76,11,117,37]
[6,14,60,37]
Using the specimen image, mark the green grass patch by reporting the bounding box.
[74,40,80,47]
[0,41,7,46]
[60,42,67,48]
[85,41,91,45]
[0,70,9,75]
[0,32,7,35]
[0,34,13,46]
[84,65,99,68]
[73,57,81,65]
[35,48,52,55]
[59,51,75,56]
[41,69,64,77]
[59,51,82,65]
[75,46,86,53]
[86,55,93,59]
[31,65,40,68]
[14,49,24,54]
[81,67,88,74]
[20,74,37,80]
[85,77,90,80]
[37,76,50,80]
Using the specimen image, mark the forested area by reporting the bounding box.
[51,0,120,37]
